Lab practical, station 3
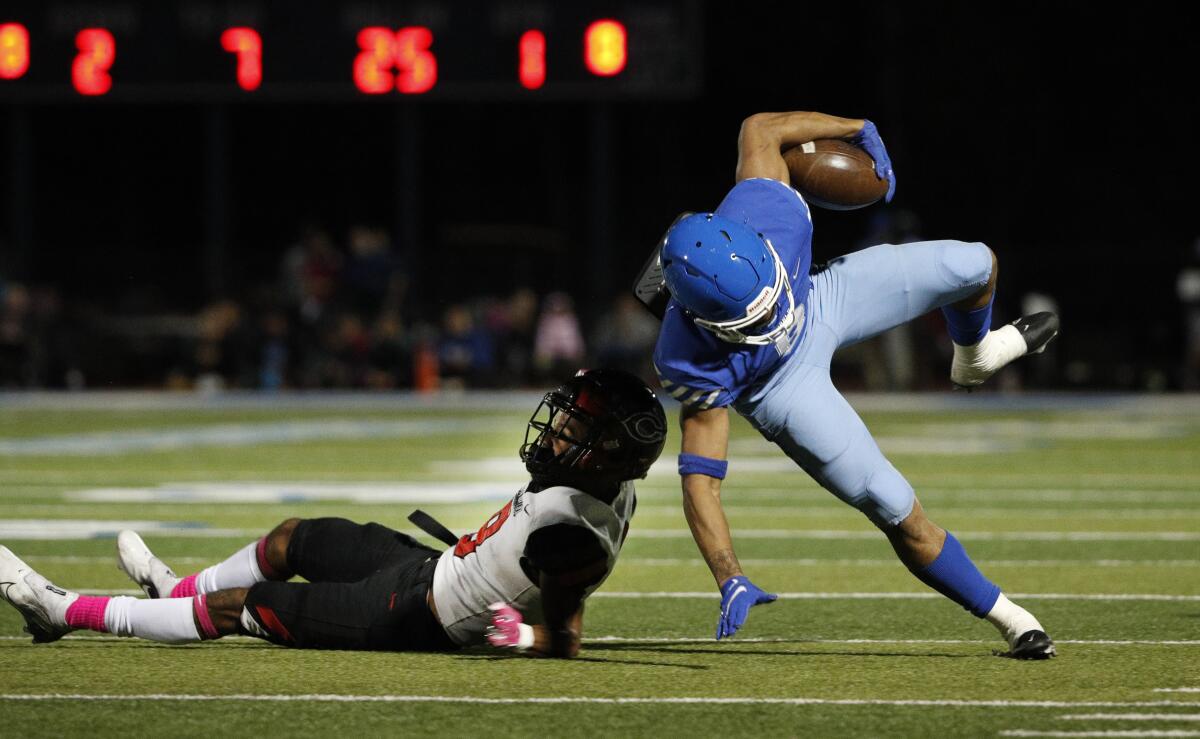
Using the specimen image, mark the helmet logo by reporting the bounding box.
[744,286,773,318]
[623,411,667,444]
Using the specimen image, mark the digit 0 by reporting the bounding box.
[73,28,115,95]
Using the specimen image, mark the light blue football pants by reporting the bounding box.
[735,240,993,526]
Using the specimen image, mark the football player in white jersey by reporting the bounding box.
[0,369,667,659]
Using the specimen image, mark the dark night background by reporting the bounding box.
[1,1,1197,390]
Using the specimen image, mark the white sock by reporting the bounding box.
[985,593,1044,645]
[103,596,202,643]
[195,542,266,593]
[954,326,1026,371]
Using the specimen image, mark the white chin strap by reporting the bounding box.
[693,240,798,347]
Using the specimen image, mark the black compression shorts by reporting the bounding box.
[241,518,457,652]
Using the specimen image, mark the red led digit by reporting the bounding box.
[0,23,30,80]
[72,28,115,95]
[584,19,626,77]
[354,26,396,94]
[394,26,435,94]
[518,29,545,90]
[220,27,262,91]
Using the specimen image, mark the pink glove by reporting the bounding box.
[486,602,534,651]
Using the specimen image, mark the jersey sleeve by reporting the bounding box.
[654,360,733,410]
[651,306,737,410]
[523,523,608,578]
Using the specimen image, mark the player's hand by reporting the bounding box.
[851,120,896,203]
[486,602,533,651]
[717,576,777,640]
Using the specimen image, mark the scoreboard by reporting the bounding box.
[0,1,702,102]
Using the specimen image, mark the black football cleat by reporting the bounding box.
[951,312,1060,388]
[1005,629,1057,660]
[1010,312,1060,356]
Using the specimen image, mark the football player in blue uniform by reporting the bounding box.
[653,111,1059,659]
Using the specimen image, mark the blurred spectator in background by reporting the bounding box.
[280,226,342,324]
[438,303,495,389]
[257,308,292,391]
[0,281,31,386]
[533,292,585,382]
[1178,237,1200,390]
[591,294,659,378]
[343,225,408,317]
[193,299,256,392]
[488,287,538,386]
[367,311,412,389]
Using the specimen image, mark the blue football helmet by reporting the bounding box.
[660,213,798,346]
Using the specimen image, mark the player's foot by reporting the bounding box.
[950,312,1060,388]
[116,530,180,599]
[1005,629,1057,660]
[0,545,77,643]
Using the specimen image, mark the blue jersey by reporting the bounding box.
[653,178,813,409]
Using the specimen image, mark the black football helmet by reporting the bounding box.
[521,368,668,491]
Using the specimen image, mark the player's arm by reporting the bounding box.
[488,523,608,658]
[679,404,778,639]
[736,111,896,201]
[679,404,740,582]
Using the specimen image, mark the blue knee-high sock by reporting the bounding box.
[941,293,994,346]
[914,532,1000,617]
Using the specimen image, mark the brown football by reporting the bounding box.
[783,139,888,210]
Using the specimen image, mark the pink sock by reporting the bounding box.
[65,595,110,632]
[169,574,198,598]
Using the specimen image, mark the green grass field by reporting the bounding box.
[2,393,1198,737]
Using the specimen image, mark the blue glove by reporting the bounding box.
[717,576,777,640]
[851,119,896,203]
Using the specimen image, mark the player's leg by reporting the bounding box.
[883,499,1054,658]
[120,517,439,598]
[238,558,454,652]
[0,544,231,644]
[818,240,1058,386]
[739,364,1055,658]
[119,519,298,599]
[284,517,441,583]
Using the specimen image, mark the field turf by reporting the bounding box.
[1,393,1198,737]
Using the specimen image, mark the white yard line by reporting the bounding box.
[29,589,1194,601]
[626,558,1200,568]
[2,635,1196,646]
[24,556,209,565]
[582,637,1200,647]
[1058,715,1200,722]
[629,530,1200,541]
[1157,691,1200,694]
[635,506,1200,519]
[25,556,1198,568]
[589,592,1200,602]
[1001,732,1200,738]
[0,695,1198,708]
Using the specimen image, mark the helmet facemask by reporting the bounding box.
[520,389,603,477]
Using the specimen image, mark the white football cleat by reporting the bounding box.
[0,545,77,643]
[951,312,1060,388]
[116,530,180,599]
